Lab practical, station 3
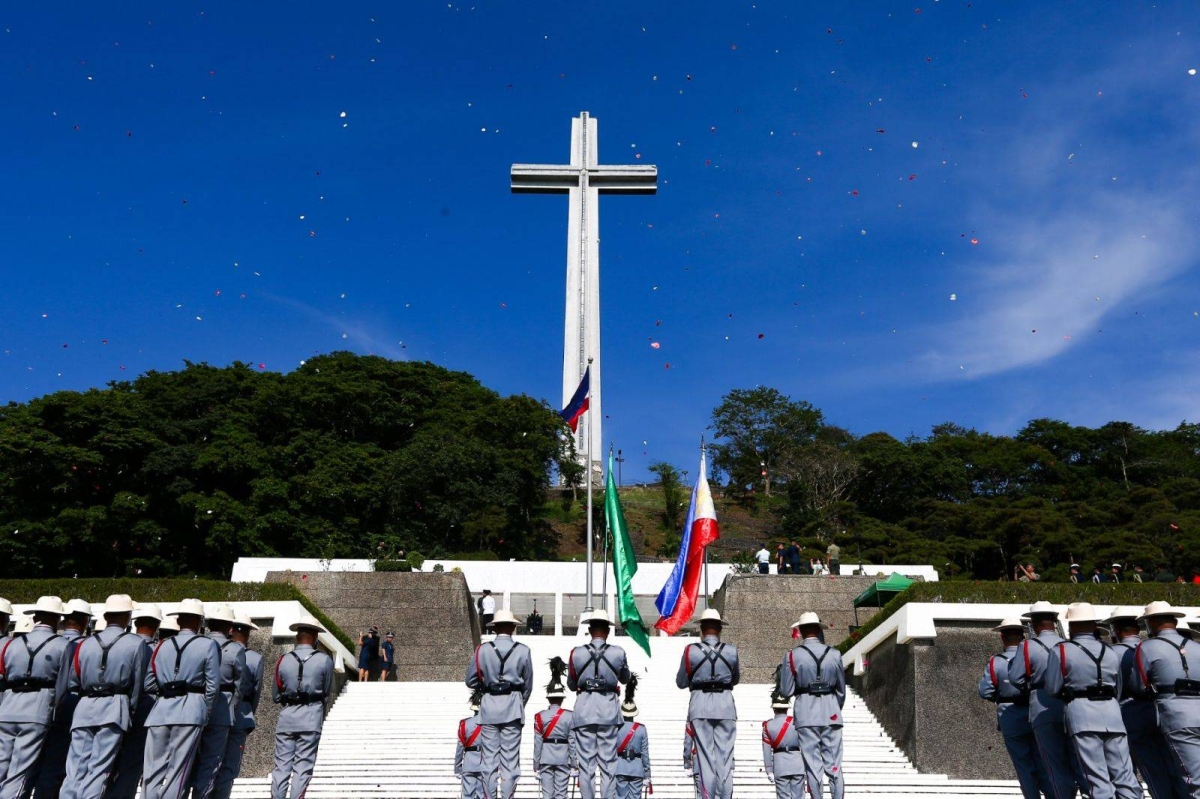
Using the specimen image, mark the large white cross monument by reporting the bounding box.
[511,112,657,471]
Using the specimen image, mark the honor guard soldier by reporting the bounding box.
[1133,601,1200,796]
[456,689,486,799]
[34,596,92,797]
[1007,601,1091,799]
[190,604,247,798]
[1045,603,1142,798]
[1109,607,1179,799]
[615,677,650,799]
[780,611,846,799]
[977,617,1050,799]
[111,602,163,798]
[142,598,221,799]
[272,614,334,799]
[677,609,739,799]
[567,609,632,799]
[0,596,70,798]
[60,594,146,799]
[534,658,576,799]
[762,686,805,799]
[213,612,264,799]
[464,609,533,799]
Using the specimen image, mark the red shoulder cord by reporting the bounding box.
[1023,641,1032,678]
[274,654,286,691]
[988,657,998,688]
[684,644,695,679]
[1058,643,1069,679]
[150,639,167,681]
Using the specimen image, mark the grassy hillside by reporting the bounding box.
[540,485,789,563]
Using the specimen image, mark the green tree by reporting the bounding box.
[710,387,823,497]
[648,461,685,533]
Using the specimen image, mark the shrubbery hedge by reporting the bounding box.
[837,581,1200,653]
[0,579,355,653]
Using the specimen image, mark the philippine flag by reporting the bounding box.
[654,450,720,635]
[559,368,590,433]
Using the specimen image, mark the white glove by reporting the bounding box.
[766,774,775,784]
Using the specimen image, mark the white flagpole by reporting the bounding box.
[701,436,710,609]
[585,359,594,611]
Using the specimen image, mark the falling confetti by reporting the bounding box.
[911,141,918,148]
[949,294,957,301]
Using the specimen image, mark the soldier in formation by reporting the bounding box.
[465,609,533,799]
[614,677,650,799]
[532,659,575,799]
[761,682,804,799]
[977,617,1050,798]
[779,611,845,799]
[567,609,630,799]
[271,614,335,799]
[676,609,739,799]
[455,689,485,799]
[0,595,300,798]
[986,599,1200,798]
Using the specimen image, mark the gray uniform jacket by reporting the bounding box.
[238,649,264,730]
[0,623,70,725]
[978,646,1032,736]
[144,629,221,727]
[761,713,804,778]
[1133,628,1200,732]
[272,644,334,733]
[615,721,651,778]
[464,635,533,725]
[455,714,484,776]
[779,638,847,728]
[208,633,247,728]
[1007,629,1066,729]
[567,639,631,726]
[676,637,740,721]
[67,625,146,731]
[533,706,576,768]
[1113,638,1156,733]
[1043,633,1125,734]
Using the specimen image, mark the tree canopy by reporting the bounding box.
[0,353,571,578]
[709,386,1200,581]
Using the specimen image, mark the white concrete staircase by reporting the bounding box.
[232,635,1022,797]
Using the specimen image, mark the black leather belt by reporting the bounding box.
[773,746,800,753]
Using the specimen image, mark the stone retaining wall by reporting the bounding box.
[712,573,884,684]
[266,570,480,682]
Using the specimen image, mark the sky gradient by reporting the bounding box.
[2,3,1199,480]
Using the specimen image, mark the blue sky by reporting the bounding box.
[1,3,1198,480]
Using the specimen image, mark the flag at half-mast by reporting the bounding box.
[654,449,720,635]
[559,367,590,433]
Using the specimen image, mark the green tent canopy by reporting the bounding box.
[853,572,915,609]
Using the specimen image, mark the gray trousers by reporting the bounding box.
[1034,722,1090,799]
[1071,732,1141,799]
[796,726,843,799]
[32,708,74,798]
[60,723,125,799]
[1164,728,1200,798]
[772,775,805,799]
[271,730,321,799]
[1003,730,1052,799]
[575,724,619,799]
[460,773,484,799]
[0,721,48,799]
[692,719,736,799]
[538,766,570,799]
[613,776,643,799]
[211,727,252,799]
[1128,726,1183,799]
[189,724,231,798]
[480,722,522,799]
[143,725,204,799]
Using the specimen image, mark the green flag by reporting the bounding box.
[606,452,651,657]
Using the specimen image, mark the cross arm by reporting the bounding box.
[511,164,576,194]
[589,165,657,195]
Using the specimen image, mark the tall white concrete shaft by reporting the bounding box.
[511,112,657,468]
